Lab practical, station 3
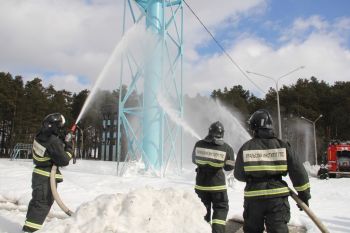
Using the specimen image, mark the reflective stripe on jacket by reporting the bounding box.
[31,134,72,181]
[234,136,310,199]
[32,137,72,168]
[192,139,235,192]
[33,168,63,180]
[24,220,42,231]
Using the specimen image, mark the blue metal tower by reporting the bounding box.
[117,0,183,176]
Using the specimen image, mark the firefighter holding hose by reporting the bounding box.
[23,113,74,232]
[234,109,311,233]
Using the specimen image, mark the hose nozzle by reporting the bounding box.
[70,124,78,133]
[66,123,78,164]
[65,124,77,143]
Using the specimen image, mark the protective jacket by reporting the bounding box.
[32,130,73,181]
[234,129,310,200]
[192,137,235,192]
[193,137,234,233]
[23,130,72,232]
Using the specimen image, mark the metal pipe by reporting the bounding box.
[301,114,323,165]
[142,0,164,170]
[275,82,282,140]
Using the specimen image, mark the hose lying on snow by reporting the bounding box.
[50,165,74,216]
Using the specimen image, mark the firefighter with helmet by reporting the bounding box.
[23,113,74,232]
[192,121,235,233]
[234,109,311,233]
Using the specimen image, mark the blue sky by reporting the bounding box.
[0,0,349,96]
[184,0,350,97]
[198,0,350,55]
[271,0,350,19]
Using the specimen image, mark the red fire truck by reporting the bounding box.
[327,140,350,178]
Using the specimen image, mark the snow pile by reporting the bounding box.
[39,187,211,233]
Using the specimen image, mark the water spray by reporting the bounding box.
[158,94,201,140]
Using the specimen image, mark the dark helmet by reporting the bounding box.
[248,109,273,131]
[42,113,66,133]
[208,121,224,139]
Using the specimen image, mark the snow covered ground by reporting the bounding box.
[0,159,349,233]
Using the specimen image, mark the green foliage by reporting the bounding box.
[71,89,89,120]
[1,71,349,161]
[211,85,251,115]
[0,72,127,158]
[211,77,350,163]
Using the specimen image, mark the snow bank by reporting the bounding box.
[39,187,211,233]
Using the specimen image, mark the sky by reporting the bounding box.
[0,0,349,97]
[0,159,349,233]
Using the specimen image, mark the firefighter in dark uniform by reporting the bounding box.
[234,109,311,233]
[23,113,73,232]
[192,121,235,233]
[317,164,329,180]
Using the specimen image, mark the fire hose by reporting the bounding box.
[289,189,329,233]
[49,124,77,216]
[50,165,73,216]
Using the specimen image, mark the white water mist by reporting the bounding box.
[179,95,251,168]
[297,120,313,163]
[76,24,158,124]
[158,95,201,140]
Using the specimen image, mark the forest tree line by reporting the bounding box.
[0,72,131,158]
[1,72,349,161]
[211,76,350,162]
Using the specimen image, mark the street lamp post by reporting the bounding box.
[247,66,305,139]
[301,114,323,165]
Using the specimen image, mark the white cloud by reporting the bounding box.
[334,17,350,30]
[184,12,350,97]
[0,0,349,99]
[183,0,266,62]
[20,72,90,93]
[0,0,266,93]
[185,35,350,97]
[44,74,90,93]
[293,15,328,32]
[279,15,350,45]
[0,0,123,91]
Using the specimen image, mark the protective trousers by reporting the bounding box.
[23,173,55,232]
[243,196,290,233]
[195,190,229,233]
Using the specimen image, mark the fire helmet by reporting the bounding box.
[248,109,273,131]
[208,121,224,140]
[42,113,66,134]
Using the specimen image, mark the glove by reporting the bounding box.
[297,192,309,211]
[64,132,74,150]
[65,132,73,143]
